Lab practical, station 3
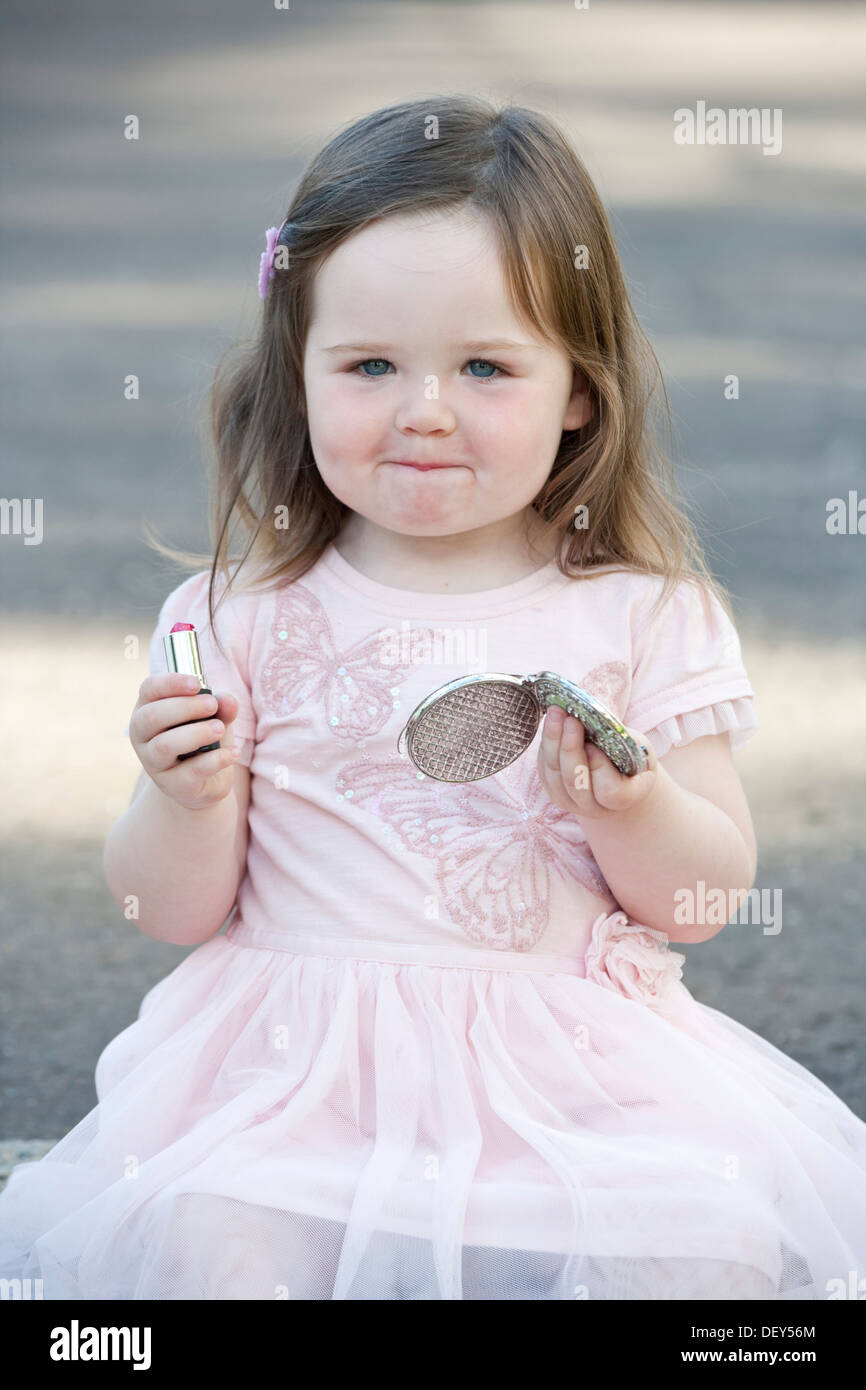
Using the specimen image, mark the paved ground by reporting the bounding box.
[1,1,864,1170]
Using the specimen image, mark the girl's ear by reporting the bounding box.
[563,368,595,431]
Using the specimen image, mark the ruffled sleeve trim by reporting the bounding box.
[643,695,759,760]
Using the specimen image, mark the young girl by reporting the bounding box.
[1,95,864,1302]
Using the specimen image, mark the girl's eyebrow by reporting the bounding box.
[321,338,536,355]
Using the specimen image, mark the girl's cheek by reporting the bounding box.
[324,377,380,420]
[316,402,384,463]
[474,409,535,457]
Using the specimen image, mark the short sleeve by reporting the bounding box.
[624,577,758,759]
[140,570,258,767]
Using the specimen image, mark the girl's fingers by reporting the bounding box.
[165,744,240,782]
[539,707,564,803]
[131,689,239,749]
[132,692,219,744]
[585,726,656,811]
[559,712,592,797]
[540,706,566,782]
[135,672,202,710]
[540,707,591,810]
[540,704,562,753]
[213,691,239,727]
[585,741,628,805]
[540,706,658,817]
[145,719,226,772]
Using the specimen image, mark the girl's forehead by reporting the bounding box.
[306,210,555,354]
[306,289,537,358]
[307,218,523,335]
[317,208,499,281]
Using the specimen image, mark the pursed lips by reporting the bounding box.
[389,461,465,471]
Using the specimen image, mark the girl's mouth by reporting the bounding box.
[390,461,464,472]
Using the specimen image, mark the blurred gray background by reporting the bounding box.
[1,0,864,1169]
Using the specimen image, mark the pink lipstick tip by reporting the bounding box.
[170,622,195,632]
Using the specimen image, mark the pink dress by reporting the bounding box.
[1,543,865,1300]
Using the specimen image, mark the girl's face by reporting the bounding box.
[302,207,593,541]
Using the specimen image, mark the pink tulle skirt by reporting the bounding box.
[1,922,865,1300]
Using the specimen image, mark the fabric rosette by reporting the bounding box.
[584,909,687,1013]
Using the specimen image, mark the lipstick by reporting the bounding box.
[163,622,221,761]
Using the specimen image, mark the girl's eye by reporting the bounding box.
[350,357,507,382]
[466,359,504,380]
[355,358,390,377]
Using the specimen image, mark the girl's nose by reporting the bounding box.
[392,380,458,433]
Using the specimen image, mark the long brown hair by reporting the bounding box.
[144,93,731,648]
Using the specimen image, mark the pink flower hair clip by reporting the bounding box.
[258,219,296,299]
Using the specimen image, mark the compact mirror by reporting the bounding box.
[397,669,648,783]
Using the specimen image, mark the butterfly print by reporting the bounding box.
[336,748,615,950]
[260,584,438,741]
[575,661,630,720]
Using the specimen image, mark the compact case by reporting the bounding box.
[398,669,648,783]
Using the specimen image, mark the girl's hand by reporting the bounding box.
[128,673,243,811]
[537,705,659,820]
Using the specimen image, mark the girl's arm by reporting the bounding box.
[539,710,757,944]
[102,762,251,946]
[582,734,756,944]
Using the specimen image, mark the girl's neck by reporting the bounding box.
[333,510,562,595]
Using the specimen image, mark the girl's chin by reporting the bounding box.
[382,516,467,535]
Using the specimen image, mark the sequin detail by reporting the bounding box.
[260,583,438,740]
